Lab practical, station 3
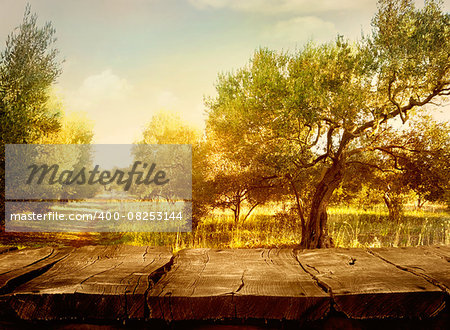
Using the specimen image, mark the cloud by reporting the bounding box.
[76,69,132,108]
[157,90,178,108]
[263,16,337,44]
[63,69,137,143]
[189,0,372,14]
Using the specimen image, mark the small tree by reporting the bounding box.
[139,110,200,145]
[0,5,62,145]
[209,164,279,226]
[134,110,208,228]
[0,5,62,223]
[337,115,450,220]
[399,117,450,208]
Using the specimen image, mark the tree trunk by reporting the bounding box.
[241,202,260,224]
[301,161,345,249]
[383,192,403,223]
[290,179,306,235]
[233,201,241,226]
[417,196,426,209]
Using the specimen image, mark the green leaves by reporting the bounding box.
[139,110,200,145]
[205,0,449,230]
[1,4,62,145]
[370,0,449,121]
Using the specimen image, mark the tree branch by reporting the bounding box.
[346,160,397,173]
[241,202,260,224]
[352,81,448,137]
[306,123,321,148]
[294,152,328,169]
[326,126,335,159]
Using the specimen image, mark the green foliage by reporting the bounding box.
[334,114,450,221]
[135,111,197,215]
[135,110,204,226]
[0,5,63,224]
[139,110,200,145]
[206,0,449,247]
[38,112,94,144]
[399,117,450,205]
[207,0,449,174]
[0,5,62,145]
[370,0,450,124]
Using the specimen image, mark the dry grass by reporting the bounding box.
[120,205,449,251]
[2,204,448,251]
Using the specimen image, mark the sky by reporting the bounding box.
[0,0,449,143]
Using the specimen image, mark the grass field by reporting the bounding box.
[120,204,449,251]
[2,204,449,251]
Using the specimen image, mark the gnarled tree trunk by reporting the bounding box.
[301,160,345,249]
[383,191,403,223]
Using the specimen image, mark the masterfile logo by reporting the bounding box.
[5,144,192,200]
[5,144,192,233]
[26,161,170,191]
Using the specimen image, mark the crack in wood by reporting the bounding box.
[75,246,110,272]
[129,250,159,296]
[305,264,320,274]
[292,250,333,296]
[142,246,149,262]
[0,249,56,277]
[234,270,245,294]
[144,253,176,320]
[262,249,273,266]
[0,253,69,295]
[367,249,450,296]
[18,249,56,268]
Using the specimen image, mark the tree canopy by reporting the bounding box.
[206,0,449,248]
[0,5,62,145]
[0,5,64,222]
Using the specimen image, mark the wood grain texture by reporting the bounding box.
[0,247,72,295]
[370,246,450,294]
[296,248,446,319]
[0,245,447,323]
[1,245,173,321]
[147,248,330,321]
[0,246,17,255]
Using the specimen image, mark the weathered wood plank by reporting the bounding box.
[431,245,450,255]
[296,248,446,319]
[0,247,72,294]
[147,248,330,321]
[0,246,448,323]
[0,246,17,255]
[2,245,173,321]
[370,246,450,294]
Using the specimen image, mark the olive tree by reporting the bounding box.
[0,5,62,223]
[336,115,450,220]
[0,5,62,145]
[206,0,449,248]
